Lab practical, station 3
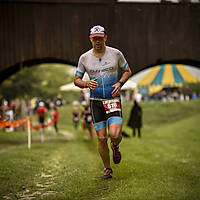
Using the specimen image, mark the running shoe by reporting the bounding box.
[101,168,113,179]
[111,142,121,164]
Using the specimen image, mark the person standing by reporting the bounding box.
[127,100,143,138]
[74,25,132,179]
[36,101,47,142]
[52,106,59,134]
[72,106,80,130]
[82,101,95,139]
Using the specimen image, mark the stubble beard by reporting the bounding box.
[94,44,105,53]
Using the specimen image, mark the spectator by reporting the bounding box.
[127,100,143,138]
[52,107,59,134]
[36,101,47,142]
[192,92,198,100]
[184,85,191,101]
[72,107,80,130]
[82,101,95,139]
[134,92,142,102]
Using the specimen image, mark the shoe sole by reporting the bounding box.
[101,175,112,179]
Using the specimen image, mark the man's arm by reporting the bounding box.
[119,67,132,85]
[74,75,98,90]
[112,67,132,97]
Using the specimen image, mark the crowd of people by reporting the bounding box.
[0,97,60,135]
[137,86,199,102]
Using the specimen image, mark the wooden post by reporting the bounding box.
[28,118,31,149]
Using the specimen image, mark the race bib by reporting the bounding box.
[102,99,121,114]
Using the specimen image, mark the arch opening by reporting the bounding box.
[0,58,77,85]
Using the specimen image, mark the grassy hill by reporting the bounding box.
[0,100,200,200]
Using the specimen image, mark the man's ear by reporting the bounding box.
[104,35,107,42]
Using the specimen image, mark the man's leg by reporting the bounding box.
[82,119,86,134]
[109,123,122,164]
[109,123,122,146]
[90,100,112,179]
[96,128,111,169]
[54,122,58,133]
[40,124,45,143]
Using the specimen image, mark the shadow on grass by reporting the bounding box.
[0,139,26,145]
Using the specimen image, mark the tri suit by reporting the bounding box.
[76,46,129,131]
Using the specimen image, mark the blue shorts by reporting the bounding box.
[90,99,123,131]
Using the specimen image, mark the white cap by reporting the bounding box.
[89,25,106,38]
[39,102,45,107]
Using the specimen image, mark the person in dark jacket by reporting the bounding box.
[127,100,142,138]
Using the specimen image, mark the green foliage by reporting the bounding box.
[0,63,75,100]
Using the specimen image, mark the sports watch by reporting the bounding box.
[118,81,124,87]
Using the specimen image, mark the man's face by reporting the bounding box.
[90,36,107,51]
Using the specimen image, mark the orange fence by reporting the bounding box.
[0,115,55,131]
[29,119,55,131]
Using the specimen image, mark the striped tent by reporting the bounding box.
[131,64,199,95]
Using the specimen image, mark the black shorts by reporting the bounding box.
[90,98,122,131]
[39,116,45,124]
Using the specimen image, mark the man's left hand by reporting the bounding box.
[112,82,121,97]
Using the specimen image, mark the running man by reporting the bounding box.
[74,25,132,179]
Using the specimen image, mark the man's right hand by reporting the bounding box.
[88,78,98,90]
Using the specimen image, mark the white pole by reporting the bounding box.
[28,118,31,149]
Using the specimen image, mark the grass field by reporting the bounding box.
[0,100,200,200]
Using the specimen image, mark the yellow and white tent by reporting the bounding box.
[131,64,199,95]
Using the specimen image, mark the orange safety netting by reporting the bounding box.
[29,119,55,131]
[0,115,55,131]
[0,117,28,129]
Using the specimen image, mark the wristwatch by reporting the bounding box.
[118,81,124,87]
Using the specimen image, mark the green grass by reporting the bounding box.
[0,100,200,200]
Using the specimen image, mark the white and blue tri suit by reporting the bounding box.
[76,46,129,131]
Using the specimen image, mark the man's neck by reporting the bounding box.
[93,46,106,58]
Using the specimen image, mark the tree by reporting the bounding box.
[0,63,75,100]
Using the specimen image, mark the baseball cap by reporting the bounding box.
[89,25,106,38]
[39,102,45,107]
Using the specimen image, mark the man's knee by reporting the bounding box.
[98,134,108,143]
[110,131,122,141]
[109,124,122,141]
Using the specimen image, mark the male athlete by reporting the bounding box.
[74,25,132,179]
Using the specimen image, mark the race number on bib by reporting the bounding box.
[102,99,121,114]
